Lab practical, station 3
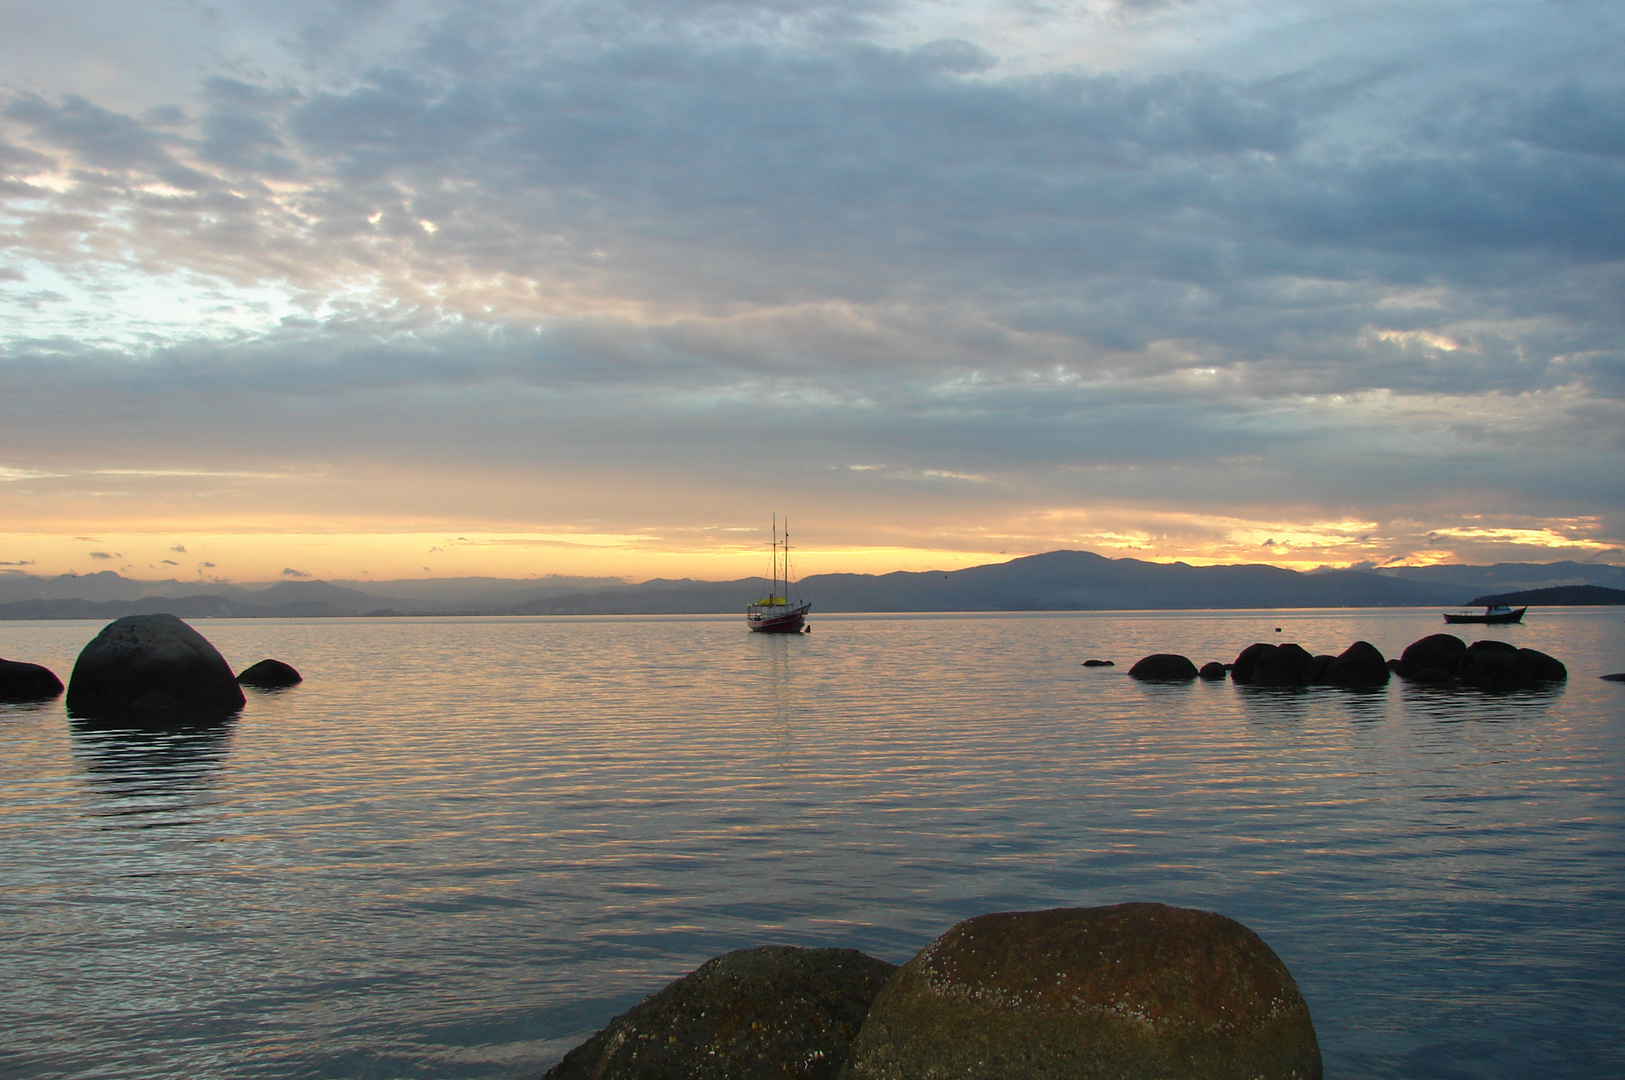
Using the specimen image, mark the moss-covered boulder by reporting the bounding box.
[544,946,896,1080]
[842,904,1321,1080]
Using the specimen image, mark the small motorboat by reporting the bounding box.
[1443,605,1526,625]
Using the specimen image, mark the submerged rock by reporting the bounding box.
[843,903,1322,1080]
[237,658,303,689]
[1601,673,1625,682]
[1081,659,1115,667]
[1128,654,1198,681]
[66,614,244,722]
[0,658,64,702]
[543,945,896,1080]
[1198,661,1228,680]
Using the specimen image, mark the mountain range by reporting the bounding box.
[3,553,1623,620]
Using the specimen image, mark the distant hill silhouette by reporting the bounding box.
[5,552,1623,619]
[504,551,1464,614]
[1467,585,1625,606]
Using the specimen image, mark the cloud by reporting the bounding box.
[282,566,310,577]
[0,0,1619,569]
[170,543,187,552]
[89,551,115,559]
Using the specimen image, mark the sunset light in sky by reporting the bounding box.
[2,0,1620,583]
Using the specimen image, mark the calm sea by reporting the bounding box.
[2,609,1622,1080]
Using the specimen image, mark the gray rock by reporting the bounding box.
[66,614,244,721]
[842,904,1321,1080]
[544,946,896,1080]
[0,658,63,702]
[1127,654,1198,681]
[237,658,303,689]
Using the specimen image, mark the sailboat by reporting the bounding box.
[746,516,811,633]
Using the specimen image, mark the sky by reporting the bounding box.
[1,0,1621,584]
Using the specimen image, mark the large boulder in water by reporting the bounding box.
[1395,634,1467,680]
[1455,640,1524,689]
[1251,643,1314,686]
[1323,641,1390,687]
[66,614,245,721]
[1231,643,1275,684]
[1514,647,1566,683]
[543,945,896,1080]
[1128,654,1198,681]
[237,658,303,689]
[1198,661,1228,680]
[1455,641,1568,689]
[0,658,64,702]
[843,904,1321,1080]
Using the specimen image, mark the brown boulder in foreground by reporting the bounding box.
[544,945,896,1080]
[843,903,1321,1080]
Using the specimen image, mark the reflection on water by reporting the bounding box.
[0,610,1620,1080]
[1399,681,1565,725]
[69,717,235,822]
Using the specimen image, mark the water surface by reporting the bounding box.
[2,609,1622,1078]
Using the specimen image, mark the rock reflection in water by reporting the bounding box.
[1397,682,1565,725]
[69,717,236,823]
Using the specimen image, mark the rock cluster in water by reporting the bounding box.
[65,613,246,722]
[1126,633,1565,691]
[1392,634,1565,688]
[541,904,1321,1080]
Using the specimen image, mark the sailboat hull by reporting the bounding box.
[746,603,810,633]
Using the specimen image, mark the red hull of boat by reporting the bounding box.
[746,604,809,633]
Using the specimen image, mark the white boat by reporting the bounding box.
[746,516,811,633]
